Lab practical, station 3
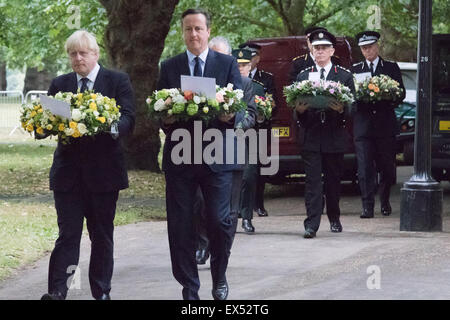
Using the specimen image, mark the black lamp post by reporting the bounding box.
[400,0,442,231]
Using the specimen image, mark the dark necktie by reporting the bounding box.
[194,56,202,77]
[80,77,89,93]
[370,62,374,76]
[320,68,325,80]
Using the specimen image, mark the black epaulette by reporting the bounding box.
[259,69,273,76]
[252,79,264,87]
[292,54,306,62]
[299,66,314,74]
[336,65,351,73]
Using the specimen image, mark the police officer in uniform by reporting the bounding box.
[238,42,275,218]
[289,26,341,83]
[240,43,276,99]
[231,48,265,233]
[294,30,355,238]
[351,31,405,218]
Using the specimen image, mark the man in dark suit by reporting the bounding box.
[351,31,405,218]
[40,30,135,300]
[288,26,341,83]
[157,9,242,300]
[294,30,355,238]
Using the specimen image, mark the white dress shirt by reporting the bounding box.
[76,63,100,91]
[366,56,380,73]
[187,48,209,76]
[315,61,333,79]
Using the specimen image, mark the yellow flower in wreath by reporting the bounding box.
[69,121,77,129]
[58,123,65,131]
[97,116,106,124]
[89,102,97,111]
[72,129,81,138]
[36,127,44,135]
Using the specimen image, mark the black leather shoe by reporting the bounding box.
[303,228,316,239]
[330,221,343,233]
[360,208,374,219]
[255,208,268,217]
[196,248,210,265]
[242,219,255,233]
[41,292,64,300]
[381,204,392,216]
[96,293,111,300]
[212,280,228,300]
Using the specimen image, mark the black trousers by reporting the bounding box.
[48,187,119,299]
[254,168,266,210]
[302,151,344,232]
[354,136,396,210]
[165,165,233,300]
[239,163,258,220]
[194,171,240,254]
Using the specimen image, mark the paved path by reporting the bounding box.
[1,166,450,300]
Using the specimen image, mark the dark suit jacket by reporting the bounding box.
[294,64,355,153]
[47,66,136,192]
[351,57,406,138]
[252,68,276,99]
[157,50,243,173]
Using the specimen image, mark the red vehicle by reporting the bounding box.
[247,36,357,183]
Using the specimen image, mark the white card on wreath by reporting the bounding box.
[180,75,217,99]
[355,72,372,83]
[39,94,72,120]
[308,72,320,81]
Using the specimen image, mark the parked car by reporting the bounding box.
[431,34,450,181]
[395,62,417,165]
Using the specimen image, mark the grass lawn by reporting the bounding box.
[0,130,292,281]
[0,136,167,281]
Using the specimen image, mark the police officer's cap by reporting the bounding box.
[238,42,261,56]
[232,48,253,63]
[309,30,336,46]
[305,26,327,36]
[355,31,380,46]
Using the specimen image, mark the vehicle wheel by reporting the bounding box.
[403,141,414,165]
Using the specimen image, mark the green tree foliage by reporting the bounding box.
[0,0,106,72]
[2,0,450,71]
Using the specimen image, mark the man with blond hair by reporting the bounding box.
[40,30,135,300]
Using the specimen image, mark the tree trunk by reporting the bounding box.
[266,0,307,35]
[0,62,7,90]
[99,0,179,171]
[23,67,56,94]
